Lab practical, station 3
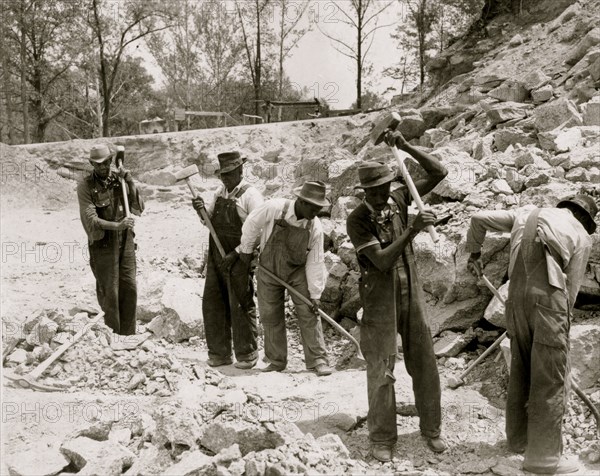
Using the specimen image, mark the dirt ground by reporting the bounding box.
[2,200,599,475]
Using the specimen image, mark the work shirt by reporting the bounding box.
[240,198,326,299]
[77,172,144,243]
[203,180,264,223]
[466,206,592,306]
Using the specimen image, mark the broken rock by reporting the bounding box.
[488,80,529,103]
[60,437,136,476]
[531,84,554,104]
[6,447,69,476]
[485,101,530,126]
[483,282,509,328]
[569,324,600,389]
[162,450,215,476]
[142,274,203,343]
[582,96,600,126]
[533,97,583,132]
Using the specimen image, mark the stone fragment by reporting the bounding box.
[565,167,589,182]
[531,84,553,104]
[6,447,69,476]
[396,108,427,140]
[60,437,136,476]
[509,34,523,46]
[488,81,529,103]
[520,70,551,91]
[484,102,529,126]
[162,450,215,476]
[434,331,474,357]
[582,96,600,126]
[533,97,583,132]
[483,282,509,328]
[490,179,513,195]
[570,324,600,389]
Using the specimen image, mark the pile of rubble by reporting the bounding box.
[4,376,372,476]
[3,307,184,396]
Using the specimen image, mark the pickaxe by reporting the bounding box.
[369,112,438,243]
[447,275,600,436]
[4,312,105,392]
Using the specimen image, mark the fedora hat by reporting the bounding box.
[89,144,113,163]
[354,161,395,189]
[293,181,330,208]
[557,194,598,234]
[215,151,247,175]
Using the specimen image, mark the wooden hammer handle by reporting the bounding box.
[30,312,104,379]
[183,177,227,258]
[390,146,439,243]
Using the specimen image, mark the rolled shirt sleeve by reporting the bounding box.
[465,210,519,254]
[306,218,326,299]
[239,201,272,254]
[125,181,144,216]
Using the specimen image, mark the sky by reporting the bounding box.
[140,1,410,110]
[284,1,406,108]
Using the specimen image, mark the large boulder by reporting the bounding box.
[569,324,600,389]
[429,147,484,201]
[139,272,204,342]
[484,102,530,126]
[533,97,583,132]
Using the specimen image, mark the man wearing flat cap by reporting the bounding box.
[77,144,144,335]
[191,151,264,369]
[465,195,597,475]
[238,181,333,376]
[346,130,448,461]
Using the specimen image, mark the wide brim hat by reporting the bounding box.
[557,194,598,234]
[89,144,113,163]
[215,151,247,175]
[293,181,330,208]
[354,161,395,189]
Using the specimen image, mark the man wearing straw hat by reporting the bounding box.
[238,181,333,377]
[346,130,448,461]
[191,151,264,369]
[77,144,144,335]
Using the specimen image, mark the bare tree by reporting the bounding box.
[273,0,310,99]
[236,0,274,116]
[196,3,245,114]
[318,0,393,110]
[88,0,174,136]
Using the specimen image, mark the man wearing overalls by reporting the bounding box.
[466,196,597,474]
[192,151,264,369]
[238,181,333,376]
[77,144,144,335]
[346,131,448,462]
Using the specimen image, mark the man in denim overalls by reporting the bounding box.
[238,181,333,376]
[192,152,264,369]
[77,144,144,335]
[346,130,448,462]
[466,195,597,474]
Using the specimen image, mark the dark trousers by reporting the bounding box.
[89,230,137,335]
[361,270,441,446]
[506,251,570,472]
[202,257,258,362]
[256,267,328,369]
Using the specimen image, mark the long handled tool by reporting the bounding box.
[448,275,600,435]
[175,164,226,257]
[369,112,438,243]
[4,312,105,392]
[257,264,364,361]
[116,146,130,218]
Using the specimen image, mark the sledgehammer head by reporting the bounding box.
[447,375,464,389]
[174,164,200,182]
[369,112,402,145]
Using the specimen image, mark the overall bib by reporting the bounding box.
[505,209,571,472]
[257,200,329,370]
[88,175,137,336]
[359,195,441,446]
[202,185,258,362]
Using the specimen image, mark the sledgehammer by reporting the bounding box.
[369,112,438,243]
[175,164,226,258]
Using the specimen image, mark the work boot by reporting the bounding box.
[260,363,285,372]
[371,444,393,462]
[312,363,333,376]
[207,356,233,367]
[523,457,580,474]
[424,435,447,453]
[234,358,258,370]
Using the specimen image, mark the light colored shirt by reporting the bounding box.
[203,179,264,223]
[240,198,326,299]
[466,206,592,306]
